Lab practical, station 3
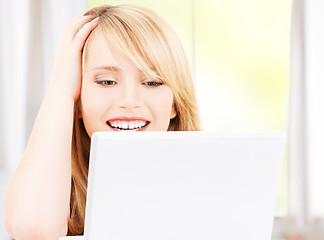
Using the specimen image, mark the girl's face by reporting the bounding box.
[80,31,177,137]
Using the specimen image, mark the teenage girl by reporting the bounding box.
[5,4,201,239]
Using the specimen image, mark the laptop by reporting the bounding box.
[69,131,285,240]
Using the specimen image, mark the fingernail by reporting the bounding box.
[92,17,99,22]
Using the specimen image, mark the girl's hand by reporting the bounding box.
[48,15,99,102]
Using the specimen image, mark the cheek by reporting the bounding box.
[80,87,101,118]
[80,82,114,113]
[80,86,110,135]
[146,87,175,125]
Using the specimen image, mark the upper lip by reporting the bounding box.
[107,117,150,122]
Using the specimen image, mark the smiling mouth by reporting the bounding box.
[106,120,150,131]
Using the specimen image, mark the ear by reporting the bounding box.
[170,103,177,119]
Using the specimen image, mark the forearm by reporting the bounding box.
[5,90,75,239]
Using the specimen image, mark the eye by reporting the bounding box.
[95,80,117,86]
[143,81,164,87]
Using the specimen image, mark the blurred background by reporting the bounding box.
[1,0,324,239]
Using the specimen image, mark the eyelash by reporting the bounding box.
[143,81,164,87]
[95,80,164,87]
[95,80,116,86]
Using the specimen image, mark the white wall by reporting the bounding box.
[0,0,87,170]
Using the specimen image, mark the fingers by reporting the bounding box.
[63,15,97,41]
[73,17,99,51]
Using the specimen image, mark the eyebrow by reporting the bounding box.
[91,66,162,79]
[91,65,152,74]
[92,66,122,72]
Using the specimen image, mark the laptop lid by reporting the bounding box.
[84,131,285,240]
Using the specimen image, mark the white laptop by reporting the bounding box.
[61,131,285,240]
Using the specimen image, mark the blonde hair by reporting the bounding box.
[68,4,201,235]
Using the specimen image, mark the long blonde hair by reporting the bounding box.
[68,4,201,235]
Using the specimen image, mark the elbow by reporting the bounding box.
[5,216,68,240]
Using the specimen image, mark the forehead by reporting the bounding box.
[84,29,135,72]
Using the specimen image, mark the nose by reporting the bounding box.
[117,83,141,109]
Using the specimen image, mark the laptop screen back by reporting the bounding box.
[84,131,285,240]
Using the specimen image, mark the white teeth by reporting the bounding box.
[110,121,119,128]
[108,120,148,131]
[122,121,128,129]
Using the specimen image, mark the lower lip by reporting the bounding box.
[107,123,150,132]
